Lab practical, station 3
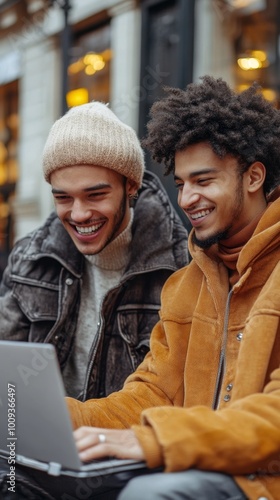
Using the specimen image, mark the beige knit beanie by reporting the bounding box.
[42,101,145,189]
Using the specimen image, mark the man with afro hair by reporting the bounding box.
[8,76,280,499]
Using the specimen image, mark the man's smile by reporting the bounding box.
[74,222,105,235]
[189,208,214,221]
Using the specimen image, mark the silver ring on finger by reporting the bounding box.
[98,433,106,444]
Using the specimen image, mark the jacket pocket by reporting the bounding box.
[117,304,160,370]
[12,282,58,321]
[100,304,160,396]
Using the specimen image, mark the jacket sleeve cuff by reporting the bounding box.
[66,397,89,429]
[132,424,164,469]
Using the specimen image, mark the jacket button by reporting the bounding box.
[236,332,243,341]
[223,394,231,402]
[258,498,269,500]
[65,278,73,285]
[226,383,233,391]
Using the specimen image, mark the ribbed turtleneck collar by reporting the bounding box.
[84,209,133,271]
[212,207,267,285]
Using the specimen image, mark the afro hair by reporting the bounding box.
[143,75,280,195]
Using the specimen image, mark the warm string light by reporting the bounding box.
[68,49,112,76]
[66,49,112,107]
[237,50,269,70]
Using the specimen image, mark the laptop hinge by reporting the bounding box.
[48,462,62,476]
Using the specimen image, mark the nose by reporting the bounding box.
[70,199,92,222]
[178,184,200,210]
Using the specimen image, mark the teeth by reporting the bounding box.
[76,223,103,235]
[191,209,212,220]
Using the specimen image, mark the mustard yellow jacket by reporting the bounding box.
[67,196,280,500]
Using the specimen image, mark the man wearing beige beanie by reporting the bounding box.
[0,101,189,404]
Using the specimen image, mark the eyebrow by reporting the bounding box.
[51,183,112,194]
[174,168,217,181]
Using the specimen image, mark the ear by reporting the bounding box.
[246,162,266,193]
[126,179,138,198]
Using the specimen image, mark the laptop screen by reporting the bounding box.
[0,341,82,470]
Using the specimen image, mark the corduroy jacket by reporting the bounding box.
[67,194,280,500]
[0,170,189,400]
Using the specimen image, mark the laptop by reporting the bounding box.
[0,340,148,480]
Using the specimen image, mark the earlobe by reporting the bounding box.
[126,179,138,199]
[128,192,138,199]
[247,162,266,193]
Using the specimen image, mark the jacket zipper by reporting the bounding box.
[212,289,233,409]
[81,315,103,401]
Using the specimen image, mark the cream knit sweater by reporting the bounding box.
[63,211,133,398]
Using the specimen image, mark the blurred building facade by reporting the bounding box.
[0,0,278,272]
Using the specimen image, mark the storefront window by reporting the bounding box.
[67,22,112,108]
[231,0,280,106]
[0,79,18,276]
